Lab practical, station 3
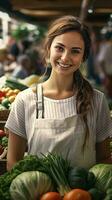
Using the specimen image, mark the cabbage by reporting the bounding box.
[89,164,112,193]
[10,171,54,200]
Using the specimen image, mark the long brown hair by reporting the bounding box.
[43,15,94,149]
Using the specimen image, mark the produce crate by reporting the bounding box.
[0,109,10,121]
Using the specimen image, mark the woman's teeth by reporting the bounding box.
[58,62,71,68]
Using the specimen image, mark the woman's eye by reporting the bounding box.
[55,46,63,52]
[71,49,80,54]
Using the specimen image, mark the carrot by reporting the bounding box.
[63,189,92,200]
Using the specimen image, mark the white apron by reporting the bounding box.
[28,84,96,169]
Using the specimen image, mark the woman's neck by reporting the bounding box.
[42,75,76,99]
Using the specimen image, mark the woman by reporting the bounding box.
[5,15,112,171]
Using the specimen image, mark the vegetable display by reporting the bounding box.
[0,153,111,200]
[0,129,8,159]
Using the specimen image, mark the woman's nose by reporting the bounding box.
[61,51,70,62]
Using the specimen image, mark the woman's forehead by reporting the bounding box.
[51,32,85,48]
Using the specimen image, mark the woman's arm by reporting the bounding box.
[7,131,27,171]
[96,137,112,164]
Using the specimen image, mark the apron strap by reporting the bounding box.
[36,84,44,118]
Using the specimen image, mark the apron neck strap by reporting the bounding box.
[36,84,44,118]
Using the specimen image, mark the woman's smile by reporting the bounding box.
[56,61,72,69]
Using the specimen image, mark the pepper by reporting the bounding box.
[0,90,6,98]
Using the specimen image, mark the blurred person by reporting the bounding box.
[97,30,112,97]
[12,54,32,79]
[0,48,8,77]
[87,30,101,85]
[26,48,45,76]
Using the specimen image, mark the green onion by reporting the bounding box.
[42,153,71,196]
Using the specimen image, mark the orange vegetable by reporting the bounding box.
[40,192,62,200]
[8,95,16,103]
[6,89,14,97]
[13,89,20,94]
[63,189,92,200]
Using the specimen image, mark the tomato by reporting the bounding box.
[63,189,92,200]
[0,91,6,98]
[40,192,62,200]
[0,129,6,137]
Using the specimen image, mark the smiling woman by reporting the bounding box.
[5,15,112,172]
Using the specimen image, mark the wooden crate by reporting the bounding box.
[0,110,10,121]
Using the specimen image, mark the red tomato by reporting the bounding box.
[0,91,6,98]
[0,130,6,137]
[63,189,92,200]
[40,192,62,200]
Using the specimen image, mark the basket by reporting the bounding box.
[0,110,10,121]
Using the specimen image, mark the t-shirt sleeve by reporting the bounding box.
[96,93,112,142]
[5,92,26,139]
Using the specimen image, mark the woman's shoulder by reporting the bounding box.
[92,88,106,104]
[93,88,104,97]
[16,85,36,101]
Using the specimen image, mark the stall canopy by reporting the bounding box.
[0,0,112,27]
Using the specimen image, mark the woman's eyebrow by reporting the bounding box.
[56,42,82,50]
[72,47,82,50]
[56,42,65,47]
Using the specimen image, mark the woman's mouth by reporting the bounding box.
[57,62,72,69]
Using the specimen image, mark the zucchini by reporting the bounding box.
[5,78,28,91]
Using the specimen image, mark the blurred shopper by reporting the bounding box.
[12,54,32,79]
[0,48,8,77]
[97,30,112,98]
[87,30,101,85]
[26,48,45,76]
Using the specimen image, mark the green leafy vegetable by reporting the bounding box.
[10,171,54,200]
[0,155,45,200]
[89,164,112,193]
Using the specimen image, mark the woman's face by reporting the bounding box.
[49,31,85,76]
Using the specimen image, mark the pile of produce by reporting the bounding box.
[0,153,112,200]
[0,78,28,110]
[0,76,41,111]
[0,129,8,159]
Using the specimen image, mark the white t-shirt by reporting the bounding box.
[5,86,112,143]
